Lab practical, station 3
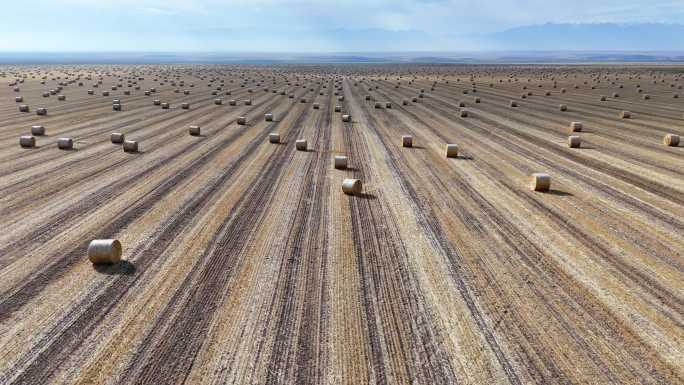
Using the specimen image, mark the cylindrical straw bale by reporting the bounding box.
[568,136,581,148]
[87,239,122,264]
[663,134,680,146]
[123,140,138,153]
[570,121,582,132]
[19,135,35,148]
[334,155,347,169]
[31,125,45,135]
[342,179,362,195]
[445,144,458,158]
[402,135,413,147]
[57,137,73,150]
[111,132,125,143]
[296,139,307,151]
[530,173,551,192]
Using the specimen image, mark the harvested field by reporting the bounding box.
[0,64,682,385]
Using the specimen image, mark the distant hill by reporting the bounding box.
[483,23,684,51]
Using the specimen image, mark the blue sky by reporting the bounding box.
[2,0,684,51]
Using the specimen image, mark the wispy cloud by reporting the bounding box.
[5,1,684,51]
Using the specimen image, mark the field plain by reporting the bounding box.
[0,64,682,385]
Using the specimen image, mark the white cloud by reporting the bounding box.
[7,0,684,51]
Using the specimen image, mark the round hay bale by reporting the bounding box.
[365,95,371,101]
[19,104,29,112]
[342,179,362,195]
[269,133,280,143]
[296,139,307,151]
[229,99,237,106]
[570,122,582,132]
[15,96,23,102]
[402,135,413,148]
[113,103,122,111]
[600,95,607,101]
[189,125,201,136]
[123,140,138,153]
[374,102,382,109]
[559,104,567,111]
[334,105,342,112]
[111,132,125,143]
[31,125,45,135]
[265,113,274,122]
[530,173,551,192]
[334,155,348,169]
[182,102,190,109]
[403,100,409,105]
[510,101,518,107]
[474,97,481,103]
[87,239,122,264]
[338,96,345,101]
[313,103,320,109]
[102,91,110,96]
[620,111,631,119]
[214,98,223,105]
[58,95,66,101]
[237,116,247,125]
[36,108,47,116]
[153,99,161,105]
[245,99,252,106]
[445,144,458,158]
[568,136,581,148]
[342,114,351,122]
[161,102,170,109]
[663,134,680,146]
[385,102,392,109]
[57,137,73,150]
[19,135,35,148]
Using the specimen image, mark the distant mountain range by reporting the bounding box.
[1,23,683,64]
[482,23,684,51]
